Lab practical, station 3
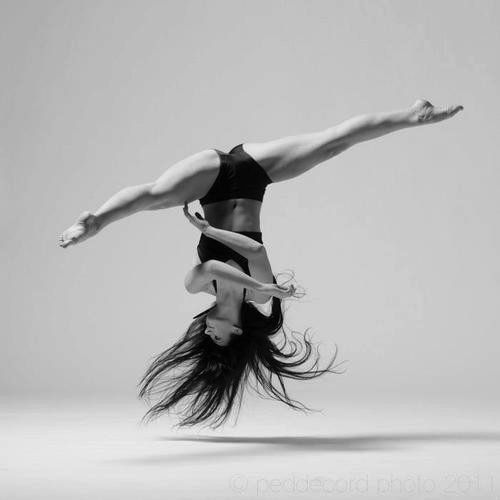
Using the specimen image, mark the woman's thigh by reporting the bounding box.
[150,149,220,208]
[243,129,351,183]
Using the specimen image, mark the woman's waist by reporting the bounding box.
[202,198,262,232]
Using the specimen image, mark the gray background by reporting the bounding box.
[2,0,499,412]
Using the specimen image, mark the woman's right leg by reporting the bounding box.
[243,99,463,183]
[59,149,220,247]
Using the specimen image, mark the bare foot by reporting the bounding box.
[59,211,100,248]
[410,99,463,125]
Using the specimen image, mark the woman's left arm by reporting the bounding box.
[183,202,264,259]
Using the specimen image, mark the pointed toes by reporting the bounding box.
[449,104,464,115]
[59,238,74,248]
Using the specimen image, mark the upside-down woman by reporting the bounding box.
[58,99,463,427]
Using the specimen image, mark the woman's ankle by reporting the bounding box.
[92,213,105,232]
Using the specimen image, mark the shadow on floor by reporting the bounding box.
[109,431,500,466]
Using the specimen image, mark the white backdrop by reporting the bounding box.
[2,1,499,415]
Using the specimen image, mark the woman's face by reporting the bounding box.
[205,311,242,346]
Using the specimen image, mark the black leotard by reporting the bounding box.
[199,144,272,206]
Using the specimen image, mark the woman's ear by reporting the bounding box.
[231,325,243,336]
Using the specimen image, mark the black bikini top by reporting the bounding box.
[199,144,272,206]
[196,231,264,299]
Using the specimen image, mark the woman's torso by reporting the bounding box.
[202,198,262,232]
[195,144,274,299]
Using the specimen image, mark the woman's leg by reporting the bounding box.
[59,149,220,247]
[243,99,463,183]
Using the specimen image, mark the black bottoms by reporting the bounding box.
[199,144,272,206]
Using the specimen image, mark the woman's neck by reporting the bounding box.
[215,292,242,323]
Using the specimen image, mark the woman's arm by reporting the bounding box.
[204,226,264,258]
[183,202,264,258]
[183,203,275,302]
[184,260,294,298]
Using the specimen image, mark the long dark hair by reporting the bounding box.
[137,287,345,428]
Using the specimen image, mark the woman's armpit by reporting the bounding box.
[203,281,217,296]
[192,252,202,266]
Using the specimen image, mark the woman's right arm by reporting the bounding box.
[184,260,295,298]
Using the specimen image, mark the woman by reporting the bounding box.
[58,99,463,427]
[138,202,323,428]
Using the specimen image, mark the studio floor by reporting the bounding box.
[1,394,499,499]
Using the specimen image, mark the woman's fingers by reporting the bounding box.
[273,284,296,298]
[183,202,194,221]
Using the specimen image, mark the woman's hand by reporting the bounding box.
[259,283,297,299]
[183,202,210,233]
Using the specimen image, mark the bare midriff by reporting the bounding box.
[201,198,262,232]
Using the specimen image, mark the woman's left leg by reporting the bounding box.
[243,99,463,183]
[58,149,220,247]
